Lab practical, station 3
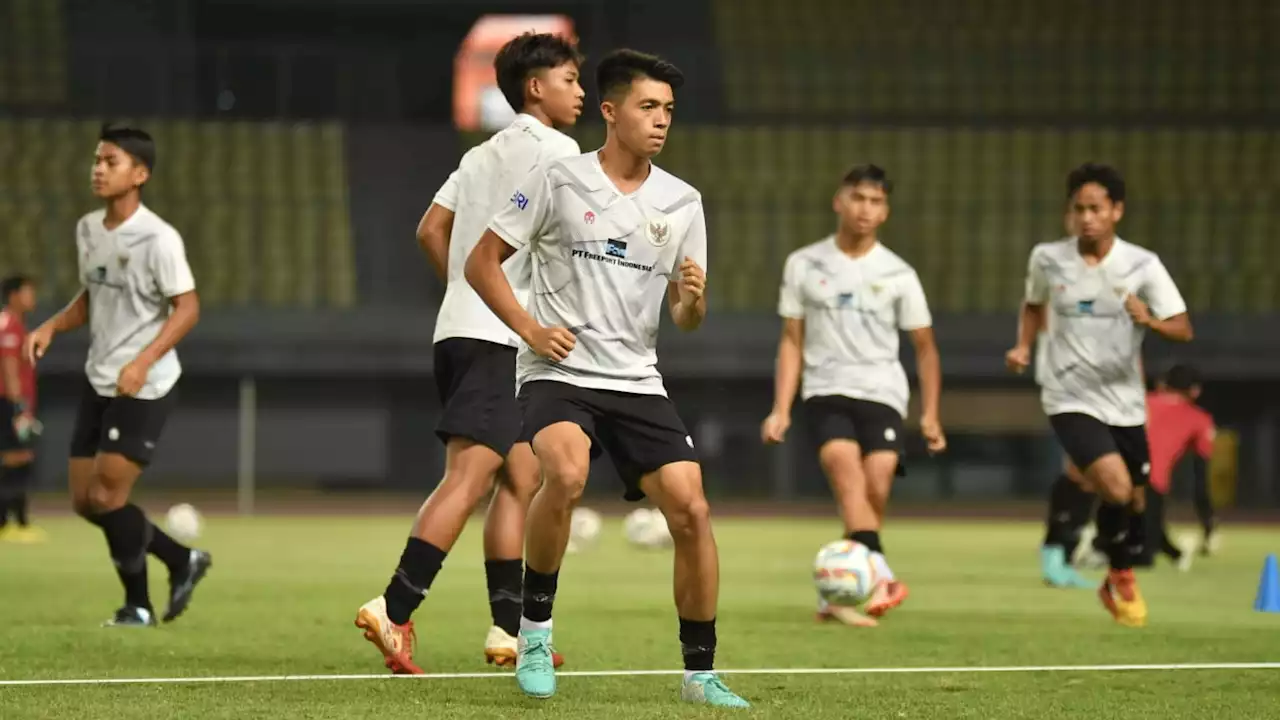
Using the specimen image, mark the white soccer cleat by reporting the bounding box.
[486,625,565,668]
[1177,533,1199,572]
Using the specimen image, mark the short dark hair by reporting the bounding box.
[841,164,893,195]
[1,274,32,302]
[595,48,684,102]
[1164,364,1201,391]
[100,124,156,173]
[1067,162,1124,204]
[494,32,584,112]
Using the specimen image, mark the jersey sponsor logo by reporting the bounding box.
[1077,299,1095,314]
[645,217,671,247]
[511,191,529,211]
[571,247,653,273]
[837,292,854,308]
[605,239,628,259]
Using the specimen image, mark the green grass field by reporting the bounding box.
[1,511,1278,719]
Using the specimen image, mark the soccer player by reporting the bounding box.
[24,125,211,627]
[1138,364,1217,570]
[1006,163,1193,627]
[465,48,750,708]
[355,32,584,674]
[0,274,44,543]
[760,165,946,627]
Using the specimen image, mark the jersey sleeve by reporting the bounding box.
[1024,246,1050,304]
[669,202,708,280]
[150,229,197,297]
[777,253,805,319]
[431,171,460,211]
[1193,412,1217,459]
[488,165,553,251]
[0,314,19,358]
[1140,256,1188,320]
[897,270,933,331]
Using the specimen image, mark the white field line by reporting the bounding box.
[2,662,1278,687]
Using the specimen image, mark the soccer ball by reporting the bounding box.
[566,507,603,554]
[164,503,203,543]
[623,508,672,549]
[813,539,878,607]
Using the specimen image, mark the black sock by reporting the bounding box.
[521,567,559,624]
[14,493,28,526]
[0,467,10,528]
[383,537,447,625]
[485,559,523,636]
[1095,502,1130,571]
[94,505,152,609]
[146,520,191,573]
[7,463,32,526]
[1126,499,1148,567]
[1062,480,1097,558]
[679,617,717,672]
[1042,474,1078,547]
[848,530,883,555]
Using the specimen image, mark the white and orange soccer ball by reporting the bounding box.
[813,539,878,607]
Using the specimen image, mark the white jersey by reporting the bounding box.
[431,114,580,346]
[76,204,196,400]
[1025,237,1187,426]
[488,152,707,396]
[778,238,932,417]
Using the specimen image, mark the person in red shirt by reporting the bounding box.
[1140,364,1217,569]
[0,274,43,542]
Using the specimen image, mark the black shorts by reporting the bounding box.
[1049,413,1150,487]
[517,379,697,502]
[0,399,33,453]
[69,378,176,468]
[433,338,522,456]
[803,395,906,475]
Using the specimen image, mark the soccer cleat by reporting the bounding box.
[1203,529,1222,556]
[815,596,878,627]
[1098,569,1147,627]
[354,596,423,675]
[515,628,557,698]
[103,605,156,627]
[163,550,213,623]
[1176,533,1198,572]
[485,625,565,668]
[865,579,909,617]
[6,526,47,544]
[681,672,751,708]
[1041,546,1092,589]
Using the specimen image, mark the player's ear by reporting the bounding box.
[831,187,844,213]
[1112,200,1125,223]
[600,98,617,125]
[527,71,544,102]
[133,164,150,188]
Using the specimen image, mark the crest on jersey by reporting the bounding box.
[870,283,883,294]
[1113,286,1126,298]
[118,252,130,269]
[584,211,596,225]
[646,217,671,247]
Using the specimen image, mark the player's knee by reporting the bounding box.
[664,496,711,541]
[538,451,588,501]
[85,480,126,514]
[1090,459,1132,505]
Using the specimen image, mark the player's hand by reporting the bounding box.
[1004,345,1031,374]
[760,411,791,444]
[676,257,706,301]
[24,324,54,365]
[921,413,947,454]
[526,325,576,362]
[116,358,151,397]
[1124,294,1152,326]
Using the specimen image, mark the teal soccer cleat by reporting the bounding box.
[515,628,557,698]
[681,672,751,708]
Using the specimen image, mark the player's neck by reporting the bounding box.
[597,141,651,190]
[1076,234,1116,263]
[519,106,554,128]
[103,194,142,230]
[834,229,877,257]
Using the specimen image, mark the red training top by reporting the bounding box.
[1145,391,1215,495]
[0,309,36,410]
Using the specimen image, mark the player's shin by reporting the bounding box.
[93,504,152,610]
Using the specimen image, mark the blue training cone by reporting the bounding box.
[1254,554,1280,613]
